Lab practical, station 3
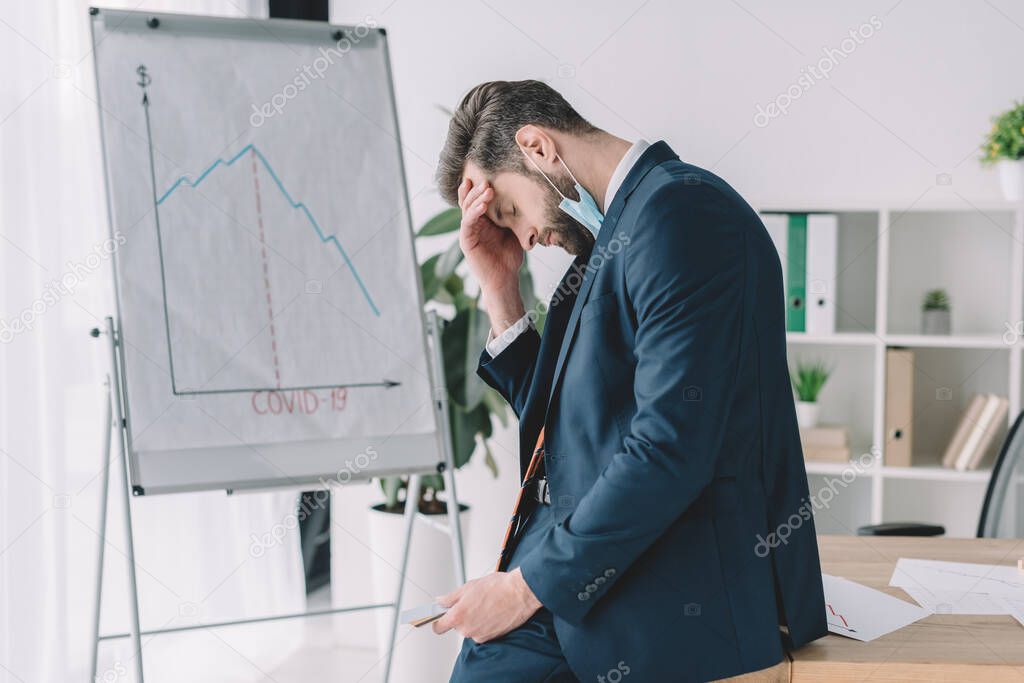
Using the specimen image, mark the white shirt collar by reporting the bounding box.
[603,139,650,213]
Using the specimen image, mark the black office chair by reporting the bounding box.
[857,411,1024,538]
[977,410,1024,538]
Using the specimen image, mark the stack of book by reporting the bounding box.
[800,425,850,463]
[761,213,838,335]
[941,394,1009,471]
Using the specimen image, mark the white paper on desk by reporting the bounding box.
[994,596,1024,628]
[901,586,1009,614]
[889,558,1024,600]
[822,574,929,642]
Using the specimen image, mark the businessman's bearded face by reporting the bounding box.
[463,160,594,257]
[534,168,596,257]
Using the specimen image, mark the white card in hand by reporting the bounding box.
[400,602,447,627]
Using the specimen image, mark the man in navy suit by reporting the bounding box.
[431,80,826,682]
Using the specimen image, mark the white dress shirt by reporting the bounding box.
[601,139,650,215]
[485,140,650,357]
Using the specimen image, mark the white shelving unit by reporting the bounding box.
[758,200,1024,537]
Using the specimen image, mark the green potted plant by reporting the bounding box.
[790,360,832,429]
[981,100,1024,200]
[373,207,542,516]
[364,208,543,680]
[921,288,951,335]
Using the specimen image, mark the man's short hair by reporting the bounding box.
[435,80,597,205]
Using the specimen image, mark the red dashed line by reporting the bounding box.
[250,149,282,389]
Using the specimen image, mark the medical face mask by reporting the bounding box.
[521,149,604,237]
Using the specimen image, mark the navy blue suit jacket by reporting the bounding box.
[477,142,827,681]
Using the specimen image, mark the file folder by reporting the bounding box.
[806,214,838,335]
[884,348,915,467]
[786,214,807,332]
[761,213,789,311]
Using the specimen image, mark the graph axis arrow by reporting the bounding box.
[173,380,402,397]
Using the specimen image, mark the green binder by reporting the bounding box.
[786,214,807,332]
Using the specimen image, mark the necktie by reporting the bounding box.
[495,427,546,572]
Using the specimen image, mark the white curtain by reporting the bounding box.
[0,2,307,682]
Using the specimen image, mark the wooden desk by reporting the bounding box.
[790,535,1024,681]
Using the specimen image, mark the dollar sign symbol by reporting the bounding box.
[136,65,150,88]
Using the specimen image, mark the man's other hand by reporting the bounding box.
[432,567,542,643]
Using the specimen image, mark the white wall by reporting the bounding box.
[327,0,1024,584]
[345,0,1022,218]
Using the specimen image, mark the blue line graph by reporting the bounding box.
[157,143,380,316]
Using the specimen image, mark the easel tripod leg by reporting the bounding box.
[90,376,114,681]
[382,473,421,683]
[106,317,145,682]
[441,464,466,585]
[425,311,466,584]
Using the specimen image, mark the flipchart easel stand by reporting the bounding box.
[89,310,466,683]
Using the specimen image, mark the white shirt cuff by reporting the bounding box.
[485,314,532,357]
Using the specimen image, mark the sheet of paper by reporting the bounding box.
[399,602,447,627]
[822,574,929,642]
[889,558,1024,600]
[994,596,1024,628]
[900,586,1009,614]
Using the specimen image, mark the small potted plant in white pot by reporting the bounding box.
[921,288,951,335]
[791,360,831,429]
[981,100,1024,200]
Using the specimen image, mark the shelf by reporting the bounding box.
[805,459,995,483]
[755,199,1024,214]
[880,465,992,483]
[883,334,1012,350]
[804,459,870,476]
[786,333,1015,349]
[774,202,1024,533]
[806,462,993,482]
[787,332,878,346]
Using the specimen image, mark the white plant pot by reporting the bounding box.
[998,159,1024,201]
[796,401,820,429]
[921,308,951,335]
[367,501,470,683]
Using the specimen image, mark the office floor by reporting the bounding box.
[88,583,403,683]
[267,586,387,683]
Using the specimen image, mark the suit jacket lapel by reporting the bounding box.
[543,141,678,421]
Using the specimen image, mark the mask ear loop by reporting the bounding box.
[555,155,583,191]
[552,154,585,203]
[519,146,577,202]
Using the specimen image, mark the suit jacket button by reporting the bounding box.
[595,576,606,585]
[585,583,597,593]
[604,568,616,578]
[577,592,590,601]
